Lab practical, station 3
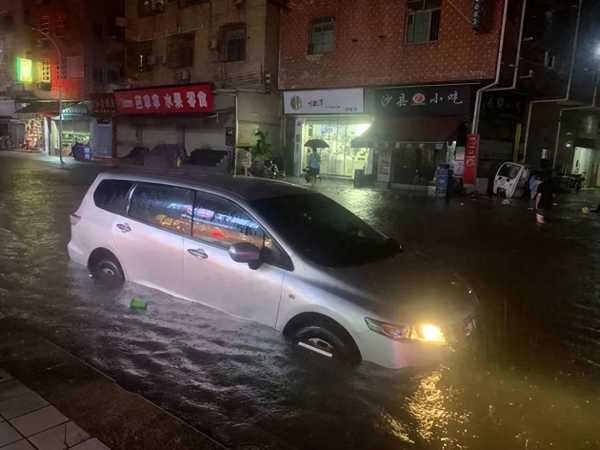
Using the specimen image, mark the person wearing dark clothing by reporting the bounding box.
[535,178,554,224]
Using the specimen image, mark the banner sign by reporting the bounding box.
[284,88,364,114]
[464,133,480,185]
[90,93,117,114]
[375,85,471,117]
[114,83,214,115]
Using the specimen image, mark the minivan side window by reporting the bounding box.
[129,183,194,235]
[192,192,293,270]
[93,179,134,215]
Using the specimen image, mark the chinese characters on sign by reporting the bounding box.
[463,133,480,185]
[375,85,471,117]
[114,84,214,115]
[283,89,364,114]
[91,94,117,114]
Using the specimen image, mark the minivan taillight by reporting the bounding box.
[70,213,81,226]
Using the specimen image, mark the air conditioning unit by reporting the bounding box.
[153,0,165,12]
[175,69,191,82]
[208,39,219,50]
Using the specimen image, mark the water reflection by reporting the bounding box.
[0,156,599,450]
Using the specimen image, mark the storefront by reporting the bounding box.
[113,83,227,158]
[283,88,372,178]
[362,84,472,188]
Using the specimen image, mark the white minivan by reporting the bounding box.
[68,171,478,369]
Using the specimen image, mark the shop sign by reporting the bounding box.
[464,133,479,185]
[284,89,364,114]
[91,94,117,114]
[375,85,471,117]
[114,83,214,115]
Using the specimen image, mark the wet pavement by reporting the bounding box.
[0,152,599,450]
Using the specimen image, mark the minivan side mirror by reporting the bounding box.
[228,242,262,270]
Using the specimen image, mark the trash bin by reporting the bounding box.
[435,164,452,198]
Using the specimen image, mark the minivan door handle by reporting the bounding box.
[187,248,208,259]
[116,223,131,233]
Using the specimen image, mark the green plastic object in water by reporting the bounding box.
[130,297,147,310]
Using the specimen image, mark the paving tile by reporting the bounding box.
[0,371,13,384]
[69,439,111,450]
[28,421,90,450]
[9,407,67,437]
[0,440,36,450]
[0,421,21,447]
[0,391,49,420]
[64,422,90,448]
[0,381,33,403]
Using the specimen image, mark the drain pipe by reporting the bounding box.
[521,0,583,164]
[487,0,527,94]
[471,0,510,135]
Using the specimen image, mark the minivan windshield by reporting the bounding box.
[250,193,400,267]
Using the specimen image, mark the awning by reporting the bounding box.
[351,117,465,148]
[14,101,79,115]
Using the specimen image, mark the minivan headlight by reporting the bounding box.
[365,318,446,344]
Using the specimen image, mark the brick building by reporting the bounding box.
[278,0,517,186]
[120,0,283,164]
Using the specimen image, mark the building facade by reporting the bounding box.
[0,0,125,155]
[279,0,512,187]
[121,0,283,166]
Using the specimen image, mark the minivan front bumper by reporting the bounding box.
[356,329,451,369]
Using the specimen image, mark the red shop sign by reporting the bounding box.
[114,83,214,115]
[463,133,479,185]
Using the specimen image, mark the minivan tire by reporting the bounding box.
[292,320,361,365]
[90,253,125,286]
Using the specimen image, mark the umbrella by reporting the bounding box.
[304,139,329,149]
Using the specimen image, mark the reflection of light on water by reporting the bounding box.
[407,370,472,447]
[379,412,415,444]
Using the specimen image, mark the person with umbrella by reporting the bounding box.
[304,139,328,186]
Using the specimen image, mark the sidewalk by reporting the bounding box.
[0,322,226,450]
[0,369,109,450]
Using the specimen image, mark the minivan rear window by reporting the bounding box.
[93,179,134,214]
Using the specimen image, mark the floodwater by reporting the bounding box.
[0,152,599,450]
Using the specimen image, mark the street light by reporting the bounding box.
[30,27,63,164]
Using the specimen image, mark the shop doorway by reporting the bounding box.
[572,146,600,188]
[391,142,448,185]
[298,117,372,178]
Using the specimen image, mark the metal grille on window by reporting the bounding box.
[222,26,246,62]
[40,59,51,83]
[309,17,335,54]
[406,0,441,44]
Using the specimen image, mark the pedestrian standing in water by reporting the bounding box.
[307,148,321,186]
[534,174,554,224]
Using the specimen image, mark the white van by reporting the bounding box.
[68,171,478,369]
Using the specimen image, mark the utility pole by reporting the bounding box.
[30,27,63,164]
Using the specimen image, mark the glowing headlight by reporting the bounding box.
[365,318,446,344]
[415,323,446,344]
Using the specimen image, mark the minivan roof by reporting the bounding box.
[100,169,312,201]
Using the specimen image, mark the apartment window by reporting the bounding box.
[167,33,195,68]
[406,0,441,44]
[127,40,153,73]
[308,17,335,55]
[544,50,556,69]
[221,24,246,62]
[93,67,104,84]
[107,69,120,83]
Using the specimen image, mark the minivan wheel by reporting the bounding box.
[292,323,360,364]
[90,255,124,286]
